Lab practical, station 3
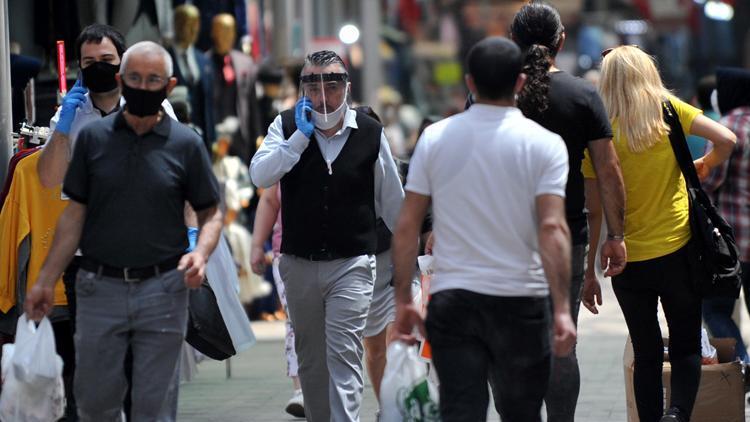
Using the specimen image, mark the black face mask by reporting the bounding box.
[121,83,167,117]
[81,61,120,93]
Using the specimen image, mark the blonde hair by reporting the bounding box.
[599,46,671,153]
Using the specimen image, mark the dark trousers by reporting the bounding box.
[612,243,702,422]
[741,262,750,318]
[61,257,80,422]
[426,289,550,422]
[544,244,587,422]
[702,264,750,362]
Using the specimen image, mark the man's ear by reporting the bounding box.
[465,74,477,98]
[514,73,527,95]
[557,31,566,53]
[166,77,178,95]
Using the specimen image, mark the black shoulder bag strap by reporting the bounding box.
[662,100,700,190]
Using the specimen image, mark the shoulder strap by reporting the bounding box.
[663,100,701,190]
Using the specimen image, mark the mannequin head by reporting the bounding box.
[174,5,201,49]
[211,14,236,56]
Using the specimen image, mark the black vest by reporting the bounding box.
[279,109,382,259]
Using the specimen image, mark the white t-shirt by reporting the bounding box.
[406,104,568,297]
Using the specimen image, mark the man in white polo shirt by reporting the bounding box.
[392,36,576,421]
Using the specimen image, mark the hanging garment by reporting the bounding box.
[0,151,68,313]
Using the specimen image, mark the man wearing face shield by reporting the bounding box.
[25,41,223,421]
[251,50,405,422]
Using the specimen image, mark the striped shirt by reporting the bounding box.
[703,106,750,262]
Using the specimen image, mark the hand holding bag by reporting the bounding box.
[663,100,742,297]
[0,315,65,422]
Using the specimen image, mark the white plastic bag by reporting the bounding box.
[205,234,256,353]
[0,315,65,422]
[380,341,440,422]
[700,328,719,365]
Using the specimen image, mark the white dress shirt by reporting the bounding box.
[250,108,404,231]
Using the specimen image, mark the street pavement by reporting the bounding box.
[177,278,750,421]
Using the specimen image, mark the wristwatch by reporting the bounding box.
[607,234,625,241]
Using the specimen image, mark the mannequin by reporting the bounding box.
[207,13,261,164]
[168,4,215,149]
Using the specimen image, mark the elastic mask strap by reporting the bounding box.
[321,74,327,121]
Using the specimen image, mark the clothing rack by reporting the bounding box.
[11,122,50,153]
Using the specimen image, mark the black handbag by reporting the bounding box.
[185,279,237,360]
[663,100,742,297]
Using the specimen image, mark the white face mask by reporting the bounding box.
[710,89,720,116]
[312,89,349,130]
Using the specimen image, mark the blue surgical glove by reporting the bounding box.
[55,79,88,136]
[186,227,199,252]
[294,97,314,138]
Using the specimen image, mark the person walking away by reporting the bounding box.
[392,36,576,422]
[582,46,736,422]
[509,5,627,420]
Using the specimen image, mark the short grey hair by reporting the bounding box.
[120,41,173,78]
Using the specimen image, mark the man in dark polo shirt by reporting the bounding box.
[25,41,222,421]
[251,50,404,422]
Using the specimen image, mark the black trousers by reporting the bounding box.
[60,257,80,421]
[426,289,551,422]
[612,243,702,422]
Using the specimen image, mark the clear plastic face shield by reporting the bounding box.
[299,72,350,130]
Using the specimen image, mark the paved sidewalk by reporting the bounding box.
[177,278,750,421]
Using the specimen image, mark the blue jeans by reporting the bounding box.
[426,290,551,422]
[703,261,750,363]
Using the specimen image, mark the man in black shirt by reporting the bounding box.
[26,41,222,421]
[510,3,626,421]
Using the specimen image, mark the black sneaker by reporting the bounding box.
[660,406,686,422]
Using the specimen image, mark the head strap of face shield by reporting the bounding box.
[300,72,349,83]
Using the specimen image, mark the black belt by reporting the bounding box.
[79,255,182,282]
[305,250,348,261]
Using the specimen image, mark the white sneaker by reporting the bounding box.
[285,389,305,418]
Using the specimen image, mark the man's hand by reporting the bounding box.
[694,157,711,181]
[294,97,314,138]
[600,239,626,277]
[552,311,577,357]
[178,251,207,288]
[24,281,56,321]
[582,270,603,315]
[251,244,266,275]
[56,80,88,136]
[393,303,426,345]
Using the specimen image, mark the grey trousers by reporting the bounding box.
[73,268,188,422]
[279,254,375,422]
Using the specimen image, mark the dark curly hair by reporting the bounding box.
[510,2,564,118]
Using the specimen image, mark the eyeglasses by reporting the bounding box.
[123,72,168,90]
[601,44,643,58]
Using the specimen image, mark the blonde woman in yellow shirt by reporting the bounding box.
[582,46,735,422]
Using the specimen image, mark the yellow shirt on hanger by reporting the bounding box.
[0,151,68,312]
